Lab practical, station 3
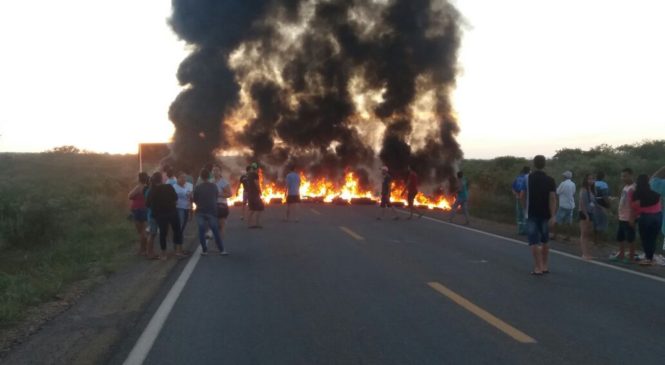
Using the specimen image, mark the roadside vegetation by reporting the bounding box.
[0,150,137,325]
[462,140,665,241]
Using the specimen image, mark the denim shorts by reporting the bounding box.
[131,208,148,223]
[527,217,550,246]
[555,208,573,225]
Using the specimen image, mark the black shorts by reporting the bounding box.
[380,194,391,208]
[248,196,265,211]
[616,221,636,243]
[407,191,417,207]
[217,204,230,219]
[287,195,301,204]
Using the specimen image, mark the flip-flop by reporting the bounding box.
[543,270,550,274]
[530,271,543,276]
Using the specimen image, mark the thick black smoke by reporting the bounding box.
[169,0,463,188]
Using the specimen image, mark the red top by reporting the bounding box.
[130,188,146,210]
[407,171,419,192]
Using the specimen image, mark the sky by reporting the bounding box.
[0,0,663,159]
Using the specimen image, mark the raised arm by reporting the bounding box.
[652,166,665,179]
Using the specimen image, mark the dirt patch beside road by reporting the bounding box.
[0,230,198,365]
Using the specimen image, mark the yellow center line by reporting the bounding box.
[310,208,322,215]
[339,226,365,241]
[428,282,537,344]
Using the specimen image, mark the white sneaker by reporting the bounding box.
[220,251,229,256]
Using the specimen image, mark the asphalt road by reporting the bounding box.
[121,204,665,365]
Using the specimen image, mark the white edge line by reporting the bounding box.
[123,245,203,365]
[399,210,665,284]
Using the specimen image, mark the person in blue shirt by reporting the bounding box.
[593,171,611,243]
[512,166,530,235]
[449,171,470,225]
[285,164,301,222]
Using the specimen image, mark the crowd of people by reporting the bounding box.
[128,157,664,275]
[128,163,263,260]
[513,156,665,274]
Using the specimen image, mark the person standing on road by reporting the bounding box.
[521,155,556,275]
[173,172,193,239]
[237,166,251,221]
[213,166,232,236]
[285,165,301,222]
[246,163,265,228]
[193,169,227,256]
[512,166,530,235]
[377,166,399,220]
[612,168,637,263]
[552,171,575,241]
[630,174,662,266]
[449,171,470,225]
[404,166,423,219]
[579,174,596,260]
[129,172,150,257]
[146,172,184,260]
[649,166,665,249]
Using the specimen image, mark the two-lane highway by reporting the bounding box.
[119,204,665,365]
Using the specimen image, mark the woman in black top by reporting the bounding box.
[146,172,184,260]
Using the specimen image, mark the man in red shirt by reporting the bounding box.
[404,166,423,219]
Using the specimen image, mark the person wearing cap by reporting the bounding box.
[377,166,399,220]
[552,170,576,241]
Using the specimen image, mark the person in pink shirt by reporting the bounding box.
[612,168,636,263]
[630,174,663,266]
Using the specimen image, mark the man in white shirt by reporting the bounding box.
[552,171,576,241]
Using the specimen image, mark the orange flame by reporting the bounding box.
[230,170,452,210]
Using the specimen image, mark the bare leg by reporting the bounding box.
[219,218,226,238]
[134,222,147,255]
[531,245,544,273]
[542,244,550,272]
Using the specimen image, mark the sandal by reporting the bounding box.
[530,271,543,276]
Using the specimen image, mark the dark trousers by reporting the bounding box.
[638,212,663,260]
[156,213,183,251]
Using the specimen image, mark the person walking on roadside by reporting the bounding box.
[611,168,637,263]
[631,174,662,266]
[173,172,193,239]
[285,164,301,222]
[512,166,530,235]
[377,166,399,220]
[552,171,576,241]
[579,174,596,260]
[404,166,423,219]
[521,155,556,275]
[193,169,228,256]
[246,163,265,228]
[449,171,470,225]
[212,165,232,236]
[146,172,184,260]
[649,166,665,249]
[237,166,251,221]
[128,172,150,257]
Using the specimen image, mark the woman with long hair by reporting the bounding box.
[129,172,150,256]
[578,174,595,259]
[631,174,662,266]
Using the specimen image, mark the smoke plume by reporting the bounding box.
[169,0,463,187]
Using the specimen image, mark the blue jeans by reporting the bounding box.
[527,217,550,246]
[516,199,526,235]
[638,212,663,260]
[177,208,190,237]
[196,213,224,253]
